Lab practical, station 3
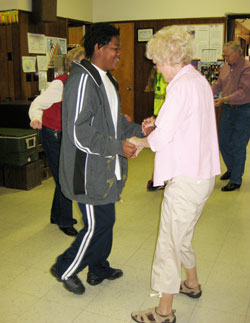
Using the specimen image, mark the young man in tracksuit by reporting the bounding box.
[50,23,143,294]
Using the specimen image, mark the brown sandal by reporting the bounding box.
[131,307,176,323]
[179,281,202,298]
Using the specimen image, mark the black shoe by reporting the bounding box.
[86,268,123,286]
[51,218,77,225]
[220,171,231,180]
[221,182,241,192]
[50,264,85,295]
[59,227,78,236]
[147,179,165,192]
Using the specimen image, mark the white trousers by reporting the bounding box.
[151,176,215,294]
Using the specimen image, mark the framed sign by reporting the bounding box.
[46,36,67,68]
[137,28,154,42]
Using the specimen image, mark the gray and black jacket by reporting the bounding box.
[59,59,143,205]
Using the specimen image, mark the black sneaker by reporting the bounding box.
[59,227,78,236]
[50,264,85,295]
[51,218,77,225]
[87,268,123,286]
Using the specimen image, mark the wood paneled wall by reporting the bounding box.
[0,11,68,103]
[1,13,227,121]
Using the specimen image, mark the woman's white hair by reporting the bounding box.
[65,46,85,72]
[146,25,195,66]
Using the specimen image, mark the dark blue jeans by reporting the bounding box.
[219,104,250,185]
[41,126,74,227]
[56,203,115,280]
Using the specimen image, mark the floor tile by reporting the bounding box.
[1,147,250,323]
[190,305,246,323]
[17,298,84,323]
[0,259,27,289]
[73,310,129,323]
[0,287,39,323]
[85,284,147,322]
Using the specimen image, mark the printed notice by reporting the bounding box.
[201,49,218,62]
[37,55,48,71]
[210,25,224,60]
[183,24,224,61]
[22,56,36,73]
[38,71,48,91]
[27,33,46,54]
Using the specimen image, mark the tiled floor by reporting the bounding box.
[0,148,250,323]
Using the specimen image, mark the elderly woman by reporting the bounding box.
[130,26,220,323]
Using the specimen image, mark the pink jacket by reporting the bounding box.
[148,64,221,186]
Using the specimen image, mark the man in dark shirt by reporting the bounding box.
[212,41,250,191]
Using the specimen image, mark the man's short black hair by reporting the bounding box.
[83,23,120,59]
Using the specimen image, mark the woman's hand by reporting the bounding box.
[128,136,142,147]
[142,116,156,136]
[30,120,42,130]
[127,137,144,158]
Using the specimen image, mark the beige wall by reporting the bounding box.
[0,0,93,22]
[92,0,250,22]
[0,0,31,11]
[58,0,92,21]
[1,0,250,22]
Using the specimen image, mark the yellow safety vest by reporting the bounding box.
[154,73,168,116]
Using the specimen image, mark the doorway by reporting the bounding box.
[112,23,135,120]
[227,14,250,57]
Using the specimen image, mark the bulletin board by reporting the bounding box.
[182,24,225,61]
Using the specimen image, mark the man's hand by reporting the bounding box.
[123,140,137,158]
[124,114,132,122]
[30,120,42,130]
[214,97,225,108]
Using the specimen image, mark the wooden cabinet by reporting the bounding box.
[68,26,84,46]
[0,23,18,102]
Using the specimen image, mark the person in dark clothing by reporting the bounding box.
[50,23,144,295]
[212,41,250,191]
[29,47,85,236]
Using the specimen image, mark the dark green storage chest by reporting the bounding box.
[0,128,38,166]
[3,160,42,190]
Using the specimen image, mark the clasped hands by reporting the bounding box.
[123,116,156,158]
